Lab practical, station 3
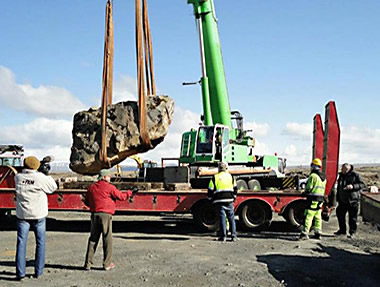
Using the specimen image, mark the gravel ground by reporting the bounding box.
[0,211,379,287]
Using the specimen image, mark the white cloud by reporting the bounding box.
[252,139,272,156]
[0,105,200,164]
[144,106,200,162]
[26,146,71,164]
[282,122,313,140]
[244,121,270,137]
[113,75,137,103]
[279,125,380,165]
[2,118,72,162]
[0,66,86,117]
[340,126,380,163]
[284,144,298,158]
[280,144,312,166]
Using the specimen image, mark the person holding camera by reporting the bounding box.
[83,169,138,271]
[15,156,57,280]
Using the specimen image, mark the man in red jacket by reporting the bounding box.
[84,169,138,271]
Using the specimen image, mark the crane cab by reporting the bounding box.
[179,124,255,166]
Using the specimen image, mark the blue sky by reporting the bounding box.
[1,0,379,166]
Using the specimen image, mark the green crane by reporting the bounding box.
[180,0,255,166]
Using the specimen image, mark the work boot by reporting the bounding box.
[299,232,309,241]
[231,236,238,242]
[104,263,116,271]
[313,232,322,240]
[334,230,346,236]
[84,263,91,271]
[347,233,356,239]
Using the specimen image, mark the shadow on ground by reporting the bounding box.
[0,260,101,281]
[257,243,380,287]
[0,214,298,237]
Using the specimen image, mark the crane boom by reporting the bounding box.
[180,0,256,166]
[188,0,232,128]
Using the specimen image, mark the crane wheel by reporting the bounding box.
[247,179,261,191]
[238,200,272,231]
[236,179,248,191]
[192,200,219,231]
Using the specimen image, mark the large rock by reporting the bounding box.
[70,95,174,175]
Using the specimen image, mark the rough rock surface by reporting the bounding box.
[69,95,174,175]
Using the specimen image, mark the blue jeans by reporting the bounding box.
[16,218,46,278]
[215,202,237,239]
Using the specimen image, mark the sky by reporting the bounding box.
[1,0,380,167]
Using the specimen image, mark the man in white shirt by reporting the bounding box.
[15,156,57,281]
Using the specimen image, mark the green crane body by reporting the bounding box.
[180,0,276,169]
[188,0,231,128]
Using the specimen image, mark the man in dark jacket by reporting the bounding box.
[335,163,366,238]
[84,169,138,271]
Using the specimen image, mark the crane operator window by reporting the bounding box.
[196,127,214,154]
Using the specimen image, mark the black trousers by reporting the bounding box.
[336,201,359,234]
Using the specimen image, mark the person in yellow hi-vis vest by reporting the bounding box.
[299,158,326,240]
[208,162,238,242]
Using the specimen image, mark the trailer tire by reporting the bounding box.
[0,209,9,218]
[236,179,248,191]
[239,201,272,231]
[248,179,261,191]
[192,201,219,231]
[285,200,307,230]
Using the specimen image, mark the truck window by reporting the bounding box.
[2,158,11,166]
[222,128,230,154]
[13,158,22,167]
[196,127,214,154]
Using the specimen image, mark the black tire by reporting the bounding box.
[192,201,219,231]
[239,201,272,231]
[236,179,248,191]
[0,209,9,218]
[285,200,307,229]
[248,179,261,191]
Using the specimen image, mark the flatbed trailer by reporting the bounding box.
[360,192,380,230]
[0,177,306,231]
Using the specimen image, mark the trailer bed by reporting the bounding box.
[361,192,380,228]
[0,187,302,213]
